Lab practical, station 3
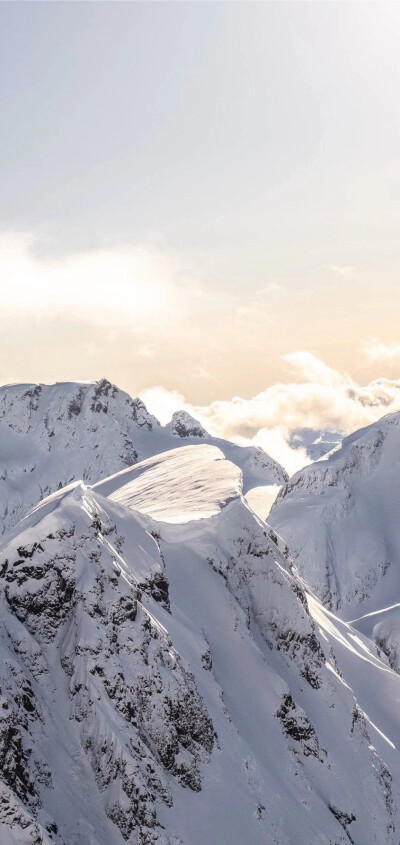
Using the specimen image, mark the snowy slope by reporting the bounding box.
[1,444,400,844]
[270,412,400,617]
[96,444,241,523]
[0,380,286,535]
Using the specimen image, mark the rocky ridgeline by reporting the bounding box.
[0,379,287,536]
[0,485,214,844]
[0,436,397,843]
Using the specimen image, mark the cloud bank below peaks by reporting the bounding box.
[141,352,400,476]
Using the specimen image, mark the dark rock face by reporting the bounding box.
[90,379,117,413]
[4,543,76,641]
[0,379,161,537]
[139,573,170,611]
[0,486,215,843]
[204,503,326,691]
[0,717,36,803]
[329,806,356,843]
[276,693,323,760]
[0,439,398,844]
[168,412,207,439]
[0,379,288,541]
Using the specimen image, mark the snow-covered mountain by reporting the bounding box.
[270,412,400,615]
[270,411,400,680]
[0,380,287,536]
[1,443,400,844]
[289,427,343,460]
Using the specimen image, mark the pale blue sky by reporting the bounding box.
[1,2,400,402]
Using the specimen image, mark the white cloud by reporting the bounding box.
[0,231,199,331]
[362,339,400,363]
[141,353,400,475]
[139,386,188,425]
[250,428,309,476]
[282,350,348,387]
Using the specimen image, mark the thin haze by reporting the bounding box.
[1,2,400,405]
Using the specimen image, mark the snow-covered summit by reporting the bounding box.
[0,378,158,533]
[1,443,400,843]
[0,378,159,435]
[0,379,287,535]
[165,410,208,439]
[270,411,400,613]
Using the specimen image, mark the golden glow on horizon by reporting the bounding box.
[1,230,400,411]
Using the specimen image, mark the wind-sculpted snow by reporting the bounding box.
[0,380,286,535]
[95,445,242,524]
[1,443,400,843]
[270,412,400,614]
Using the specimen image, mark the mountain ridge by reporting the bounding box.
[1,444,400,843]
[0,378,287,537]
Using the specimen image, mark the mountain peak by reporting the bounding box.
[0,380,287,535]
[1,441,398,844]
[270,410,400,612]
[166,410,208,439]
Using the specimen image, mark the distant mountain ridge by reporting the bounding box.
[0,378,287,535]
[288,427,343,460]
[270,411,400,613]
[270,410,400,685]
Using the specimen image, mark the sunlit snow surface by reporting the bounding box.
[0,379,287,535]
[270,411,400,617]
[245,484,282,520]
[3,438,400,843]
[96,444,242,523]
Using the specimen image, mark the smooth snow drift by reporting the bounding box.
[0,379,286,535]
[96,444,242,523]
